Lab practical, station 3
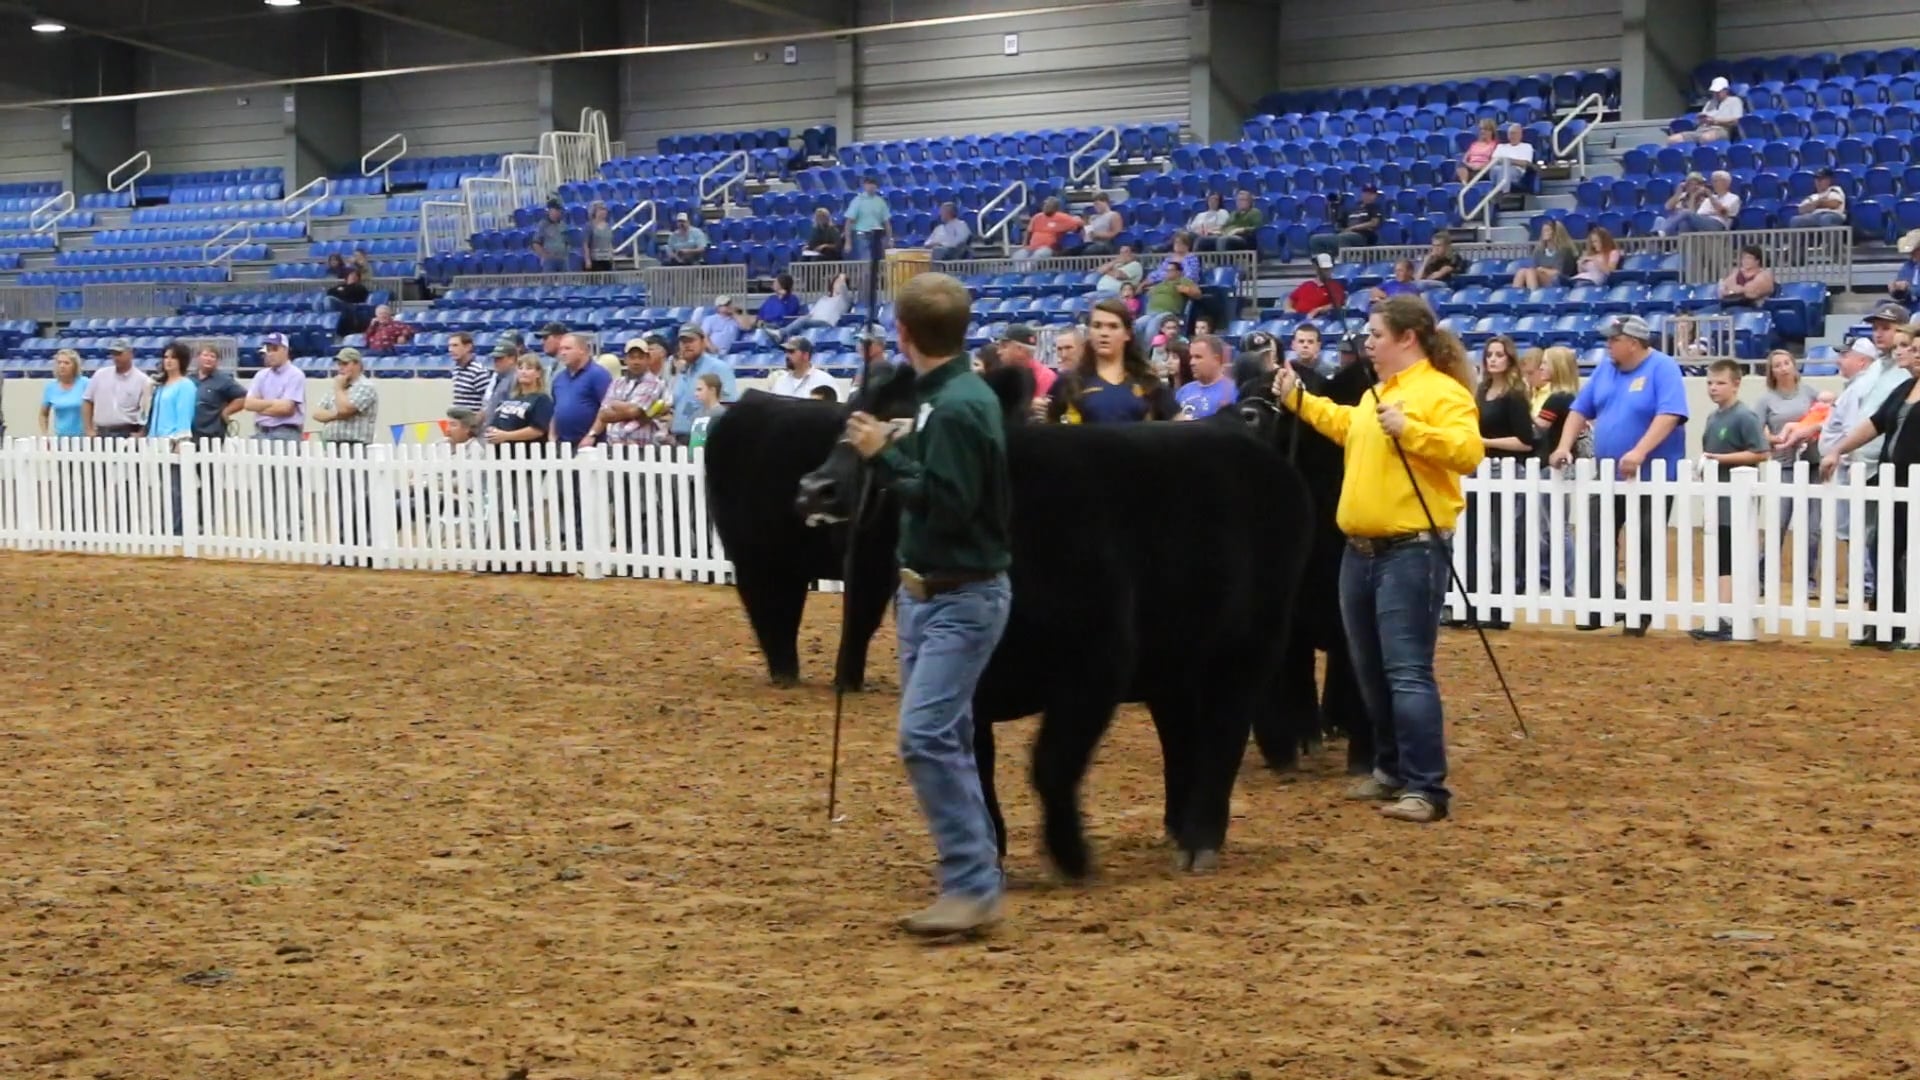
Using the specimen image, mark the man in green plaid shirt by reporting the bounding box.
[314,347,380,446]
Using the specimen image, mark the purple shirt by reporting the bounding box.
[250,363,308,429]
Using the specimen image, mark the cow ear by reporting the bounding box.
[982,364,1035,425]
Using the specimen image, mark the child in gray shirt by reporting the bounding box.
[1692,360,1773,640]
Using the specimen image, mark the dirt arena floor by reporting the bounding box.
[3,555,1919,1080]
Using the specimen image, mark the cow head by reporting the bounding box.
[1234,358,1375,446]
[795,361,1034,526]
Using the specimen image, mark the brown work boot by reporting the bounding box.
[1379,793,1446,823]
[1345,776,1402,801]
[900,893,1003,937]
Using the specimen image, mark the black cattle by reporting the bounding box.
[1234,359,1375,776]
[792,363,1315,879]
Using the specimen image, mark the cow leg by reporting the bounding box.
[1030,697,1117,881]
[1253,637,1315,771]
[1323,639,1373,776]
[734,564,808,687]
[1176,676,1257,873]
[1148,696,1195,846]
[834,559,894,692]
[975,717,1008,859]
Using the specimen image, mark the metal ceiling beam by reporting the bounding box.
[318,0,528,54]
[0,1,276,75]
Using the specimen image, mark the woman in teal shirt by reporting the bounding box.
[150,343,197,443]
[40,349,86,437]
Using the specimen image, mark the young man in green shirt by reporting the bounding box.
[844,272,1013,937]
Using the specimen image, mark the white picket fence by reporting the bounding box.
[0,438,1912,643]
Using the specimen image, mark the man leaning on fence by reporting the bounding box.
[1549,314,1690,636]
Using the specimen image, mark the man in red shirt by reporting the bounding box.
[995,324,1057,398]
[1287,253,1347,318]
[1014,197,1083,262]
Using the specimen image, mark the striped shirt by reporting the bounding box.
[450,357,491,412]
[318,376,380,444]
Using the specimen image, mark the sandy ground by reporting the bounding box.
[2,554,1918,1080]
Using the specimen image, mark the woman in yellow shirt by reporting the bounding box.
[1272,295,1484,823]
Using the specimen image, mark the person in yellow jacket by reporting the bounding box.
[1272,295,1484,823]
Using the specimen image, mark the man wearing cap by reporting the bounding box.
[666,213,709,266]
[991,324,1055,398]
[1789,168,1849,230]
[447,332,490,413]
[312,347,378,447]
[535,199,574,273]
[770,337,840,399]
[1668,76,1745,144]
[1549,314,1689,635]
[1658,171,1740,236]
[843,174,893,263]
[701,297,740,355]
[245,333,306,441]
[1308,184,1383,259]
[481,339,520,432]
[666,326,739,444]
[851,327,895,390]
[1231,329,1279,390]
[1810,334,1902,604]
[191,344,247,441]
[81,339,153,439]
[585,337,669,447]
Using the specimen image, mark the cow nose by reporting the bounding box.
[796,474,837,512]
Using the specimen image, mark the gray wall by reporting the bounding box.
[1206,0,1280,143]
[1623,0,1715,122]
[853,0,1192,140]
[0,107,68,185]
[134,60,290,174]
[293,83,364,186]
[1715,0,1916,59]
[358,19,543,159]
[1275,0,1625,90]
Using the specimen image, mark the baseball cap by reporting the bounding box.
[675,211,690,222]
[1242,330,1278,354]
[490,341,516,358]
[1312,252,1334,271]
[714,295,735,308]
[499,330,524,346]
[334,346,363,364]
[1604,314,1654,342]
[642,332,671,351]
[622,336,649,353]
[108,337,133,353]
[998,323,1037,346]
[1866,300,1910,324]
[446,407,482,428]
[540,321,567,337]
[1361,182,1379,193]
[1709,76,1730,93]
[677,324,704,340]
[259,333,288,351]
[782,335,814,353]
[1845,338,1882,361]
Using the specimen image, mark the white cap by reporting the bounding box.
[623,336,648,353]
[1709,76,1730,93]
[715,295,734,307]
[1312,252,1334,270]
[1845,338,1881,361]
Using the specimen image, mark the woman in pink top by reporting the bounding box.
[1014,197,1083,262]
[1456,119,1499,184]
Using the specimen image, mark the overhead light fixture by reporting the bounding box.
[263,0,301,7]
[31,19,67,32]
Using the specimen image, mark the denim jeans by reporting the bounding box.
[1660,211,1729,236]
[1788,211,1845,229]
[1339,538,1451,808]
[895,573,1012,899]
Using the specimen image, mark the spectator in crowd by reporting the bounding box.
[666,213,710,265]
[1718,245,1778,307]
[1788,168,1848,229]
[927,202,972,260]
[325,253,348,280]
[701,296,741,354]
[1890,245,1920,306]
[1668,76,1745,144]
[1757,348,1826,593]
[1415,233,1468,291]
[809,385,839,403]
[1142,251,1203,325]
[1368,260,1421,306]
[844,175,893,262]
[994,324,1055,399]
[245,335,305,442]
[186,345,244,443]
[585,201,616,270]
[1046,297,1175,424]
[364,304,415,353]
[1549,315,1689,635]
[1456,119,1498,185]
[481,340,520,431]
[40,348,85,438]
[534,199,574,273]
[1512,219,1578,289]
[1151,332,1189,387]
[802,207,842,260]
[666,326,740,444]
[308,343,375,451]
[584,337,670,448]
[1489,123,1537,193]
[1015,196,1083,263]
[789,273,853,332]
[446,332,489,413]
[1198,190,1261,252]
[1462,335,1535,630]
[1530,345,1586,590]
[1307,184,1384,259]
[770,337,841,399]
[550,333,613,448]
[1820,325,1920,650]
[1288,322,1332,380]
[758,274,804,328]
[487,356,554,445]
[1572,227,1622,287]
[537,323,568,365]
[853,327,893,388]
[1116,280,1142,317]
[1174,335,1237,420]
[1080,195,1123,256]
[1052,325,1084,372]
[1815,311,1910,609]
[1289,253,1347,318]
[1092,244,1144,295]
[1688,360,1774,641]
[1185,192,1229,249]
[326,268,370,335]
[1231,329,1280,390]
[149,342,196,445]
[1658,171,1739,235]
[971,342,1001,375]
[686,373,728,448]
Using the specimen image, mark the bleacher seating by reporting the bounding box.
[386,154,503,190]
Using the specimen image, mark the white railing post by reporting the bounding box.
[1551,93,1607,180]
[579,445,610,581]
[282,176,332,221]
[1068,126,1119,189]
[179,440,201,558]
[502,153,561,211]
[361,133,408,192]
[203,221,253,265]
[30,191,75,234]
[976,180,1029,247]
[578,107,612,164]
[697,150,750,209]
[367,443,398,570]
[612,199,657,268]
[420,199,471,257]
[13,437,41,552]
[108,150,151,195]
[1726,464,1761,640]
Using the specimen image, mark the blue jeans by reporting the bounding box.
[895,573,1011,900]
[1788,211,1845,229]
[1339,538,1451,808]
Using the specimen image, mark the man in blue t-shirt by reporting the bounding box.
[1174,335,1238,420]
[1548,314,1689,635]
[549,333,612,447]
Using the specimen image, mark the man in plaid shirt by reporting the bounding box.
[314,346,379,446]
[582,337,669,448]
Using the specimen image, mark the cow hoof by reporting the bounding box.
[1172,848,1220,874]
[770,673,801,689]
[833,680,865,694]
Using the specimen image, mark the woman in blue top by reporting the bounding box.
[150,342,197,443]
[40,349,87,438]
[1046,297,1176,424]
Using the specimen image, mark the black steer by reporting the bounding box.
[793,362,1315,878]
[1234,359,1374,776]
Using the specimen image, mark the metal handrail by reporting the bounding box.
[282,176,332,220]
[202,220,253,265]
[611,199,658,268]
[1456,157,1504,229]
[579,107,612,164]
[976,180,1029,247]
[108,150,151,194]
[1551,93,1607,179]
[1068,126,1119,189]
[419,199,470,258]
[697,150,750,208]
[362,132,407,191]
[29,191,75,234]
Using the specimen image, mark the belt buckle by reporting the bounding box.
[899,568,929,602]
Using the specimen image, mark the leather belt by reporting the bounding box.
[1345,529,1452,557]
[899,567,998,602]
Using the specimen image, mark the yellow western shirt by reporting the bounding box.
[1291,359,1486,538]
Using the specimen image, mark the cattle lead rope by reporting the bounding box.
[827,465,876,822]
